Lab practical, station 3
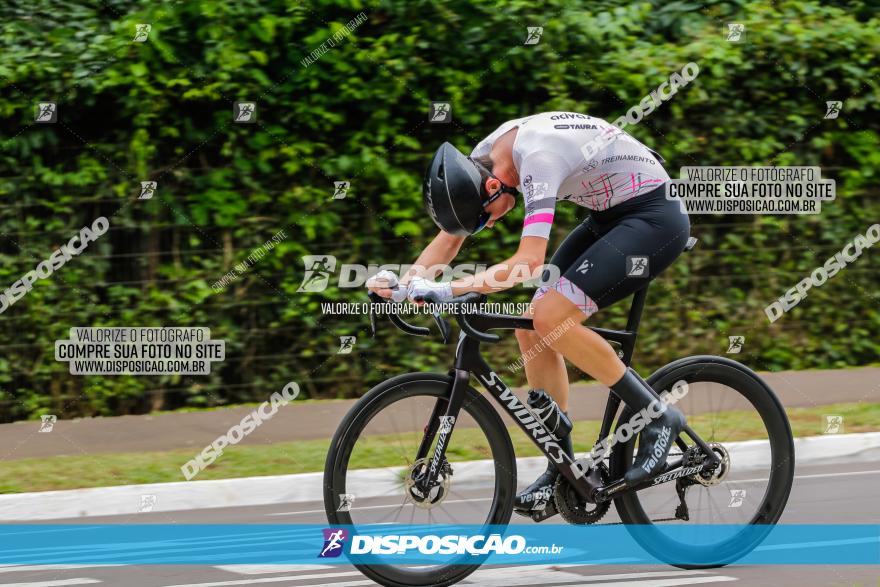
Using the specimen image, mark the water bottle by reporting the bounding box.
[527,389,572,438]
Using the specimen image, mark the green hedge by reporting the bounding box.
[0,0,877,421]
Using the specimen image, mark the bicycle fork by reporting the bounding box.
[412,369,470,494]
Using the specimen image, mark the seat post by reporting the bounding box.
[625,286,649,334]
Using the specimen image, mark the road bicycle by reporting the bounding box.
[323,238,795,587]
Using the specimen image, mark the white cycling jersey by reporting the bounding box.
[470,111,670,239]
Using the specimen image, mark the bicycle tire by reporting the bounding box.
[609,356,795,568]
[323,372,517,587]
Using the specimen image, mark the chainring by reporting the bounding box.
[553,464,611,525]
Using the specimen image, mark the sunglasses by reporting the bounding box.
[470,158,518,234]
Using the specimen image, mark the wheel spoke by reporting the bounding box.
[338,387,503,531]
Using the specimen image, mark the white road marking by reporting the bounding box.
[736,468,880,484]
[186,577,728,587]
[273,582,374,587]
[0,568,119,574]
[213,565,328,574]
[266,469,880,516]
[463,567,713,586]
[0,579,102,587]
[161,570,365,586]
[265,497,494,516]
[162,566,726,587]
[756,536,880,551]
[563,577,737,587]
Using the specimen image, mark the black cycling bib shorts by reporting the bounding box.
[533,184,690,316]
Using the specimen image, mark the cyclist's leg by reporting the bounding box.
[531,289,621,384]
[514,219,599,411]
[514,220,598,515]
[533,197,691,484]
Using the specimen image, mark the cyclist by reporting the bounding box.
[368,112,690,520]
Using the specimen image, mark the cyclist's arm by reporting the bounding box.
[450,149,569,295]
[450,236,547,294]
[401,230,466,285]
[368,230,466,298]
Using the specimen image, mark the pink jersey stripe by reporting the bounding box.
[523,213,555,226]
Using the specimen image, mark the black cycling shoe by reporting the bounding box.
[610,368,686,486]
[514,433,573,517]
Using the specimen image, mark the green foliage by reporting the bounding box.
[0,0,877,421]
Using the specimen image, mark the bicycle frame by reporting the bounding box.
[412,286,721,503]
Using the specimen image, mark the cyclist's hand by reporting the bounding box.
[407,276,453,304]
[367,270,408,302]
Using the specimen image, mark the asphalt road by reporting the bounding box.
[4,366,877,460]
[4,460,878,587]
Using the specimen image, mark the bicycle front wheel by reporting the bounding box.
[610,356,795,568]
[323,372,516,587]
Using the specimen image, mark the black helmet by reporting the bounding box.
[423,142,485,236]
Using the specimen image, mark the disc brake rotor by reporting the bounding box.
[404,457,453,509]
[692,442,731,487]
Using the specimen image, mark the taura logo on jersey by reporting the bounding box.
[554,124,597,130]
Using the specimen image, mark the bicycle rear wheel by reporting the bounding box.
[609,356,795,568]
[324,372,516,587]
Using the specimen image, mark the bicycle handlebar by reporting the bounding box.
[432,292,502,343]
[367,291,501,343]
[367,292,431,337]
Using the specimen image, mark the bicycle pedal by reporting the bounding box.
[529,503,559,523]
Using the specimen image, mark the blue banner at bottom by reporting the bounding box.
[0,524,876,565]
